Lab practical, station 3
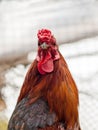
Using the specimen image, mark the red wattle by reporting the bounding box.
[38,58,54,74]
[37,47,60,75]
[41,59,54,73]
[38,62,46,74]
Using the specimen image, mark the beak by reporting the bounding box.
[40,42,49,49]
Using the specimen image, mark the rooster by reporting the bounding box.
[8,29,81,130]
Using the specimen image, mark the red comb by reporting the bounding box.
[37,29,56,44]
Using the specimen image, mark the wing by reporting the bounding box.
[8,97,57,130]
[8,97,80,130]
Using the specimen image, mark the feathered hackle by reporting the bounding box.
[8,29,81,130]
[17,52,80,129]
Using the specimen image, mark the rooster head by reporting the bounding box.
[36,29,60,75]
[37,29,56,49]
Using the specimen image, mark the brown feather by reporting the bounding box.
[38,123,65,130]
[16,51,80,129]
[45,53,79,128]
[8,29,81,130]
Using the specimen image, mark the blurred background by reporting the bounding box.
[0,0,98,130]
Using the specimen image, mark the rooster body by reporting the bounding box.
[8,29,81,130]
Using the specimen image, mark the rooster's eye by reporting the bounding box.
[38,41,41,46]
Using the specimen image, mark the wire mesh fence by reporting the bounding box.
[0,0,98,130]
[0,40,98,130]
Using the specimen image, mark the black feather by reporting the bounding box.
[8,97,56,130]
